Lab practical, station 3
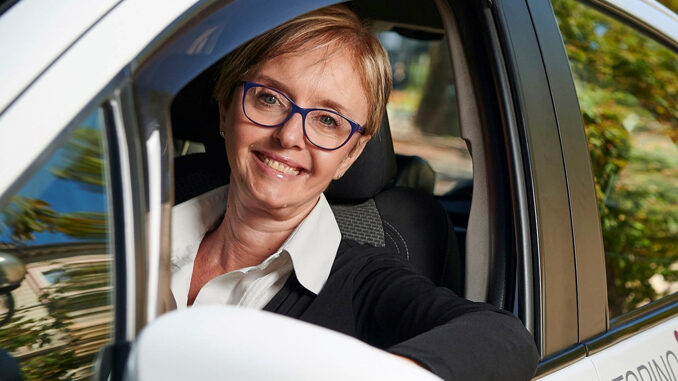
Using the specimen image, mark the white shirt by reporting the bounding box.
[170,185,342,309]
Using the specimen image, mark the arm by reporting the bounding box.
[352,252,539,381]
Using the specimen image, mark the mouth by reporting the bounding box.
[255,152,303,176]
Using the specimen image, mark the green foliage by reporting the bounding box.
[553,0,678,317]
[2,196,108,242]
[51,127,107,191]
[657,0,678,14]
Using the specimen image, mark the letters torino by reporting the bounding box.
[611,332,678,381]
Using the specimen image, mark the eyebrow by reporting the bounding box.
[252,75,354,119]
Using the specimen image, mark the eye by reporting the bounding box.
[318,114,338,128]
[257,91,281,106]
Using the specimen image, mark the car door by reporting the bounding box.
[0,1,204,379]
[520,0,678,379]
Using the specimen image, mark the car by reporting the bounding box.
[0,0,676,379]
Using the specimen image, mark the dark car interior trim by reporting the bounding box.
[479,2,536,336]
[451,0,519,311]
[535,343,588,377]
[492,0,580,357]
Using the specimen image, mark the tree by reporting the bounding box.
[553,0,678,317]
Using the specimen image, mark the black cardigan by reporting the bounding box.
[263,239,539,380]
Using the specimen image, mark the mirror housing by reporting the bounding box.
[125,306,441,381]
[0,253,26,294]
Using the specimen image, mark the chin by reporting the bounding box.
[248,184,312,211]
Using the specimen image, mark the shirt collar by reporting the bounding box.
[280,193,340,294]
[171,185,340,295]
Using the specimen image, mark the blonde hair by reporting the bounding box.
[213,5,392,136]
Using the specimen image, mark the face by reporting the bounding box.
[220,43,370,216]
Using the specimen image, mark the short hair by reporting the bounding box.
[213,4,392,137]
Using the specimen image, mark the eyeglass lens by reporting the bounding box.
[243,85,354,149]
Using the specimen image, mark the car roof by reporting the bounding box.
[0,0,121,114]
[600,0,678,48]
[0,0,199,198]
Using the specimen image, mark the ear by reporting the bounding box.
[218,102,228,129]
[333,135,370,180]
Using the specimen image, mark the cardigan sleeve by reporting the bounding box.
[351,250,539,381]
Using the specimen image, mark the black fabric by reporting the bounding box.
[324,116,397,202]
[330,199,385,247]
[172,64,228,205]
[329,187,461,294]
[264,239,539,381]
[375,187,462,294]
[174,153,229,204]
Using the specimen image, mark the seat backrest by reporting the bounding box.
[324,116,462,293]
[171,72,462,293]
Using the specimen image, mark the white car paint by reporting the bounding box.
[606,0,678,44]
[0,0,120,113]
[0,0,676,379]
[126,305,443,381]
[0,0,199,198]
[589,318,678,381]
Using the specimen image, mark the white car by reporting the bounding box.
[0,0,677,380]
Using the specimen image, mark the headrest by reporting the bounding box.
[170,63,224,157]
[324,116,397,202]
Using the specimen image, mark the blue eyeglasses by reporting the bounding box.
[241,81,365,150]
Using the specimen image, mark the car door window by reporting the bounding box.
[552,0,678,318]
[0,107,114,380]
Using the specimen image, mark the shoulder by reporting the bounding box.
[328,238,434,294]
[332,238,410,272]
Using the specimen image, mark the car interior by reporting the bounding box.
[165,0,517,313]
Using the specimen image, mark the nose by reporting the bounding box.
[273,111,306,149]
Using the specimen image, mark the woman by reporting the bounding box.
[170,5,538,380]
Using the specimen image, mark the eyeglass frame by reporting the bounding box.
[240,81,365,151]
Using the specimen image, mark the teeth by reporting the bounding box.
[261,155,300,175]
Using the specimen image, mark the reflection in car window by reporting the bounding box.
[0,108,114,380]
[378,31,472,195]
[553,0,678,318]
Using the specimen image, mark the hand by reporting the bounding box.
[394,355,424,368]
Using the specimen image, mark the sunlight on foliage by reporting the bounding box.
[554,0,678,317]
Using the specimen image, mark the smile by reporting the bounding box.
[257,153,301,175]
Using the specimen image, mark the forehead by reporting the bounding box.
[250,44,369,121]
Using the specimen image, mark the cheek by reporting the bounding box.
[222,107,254,169]
[224,107,258,150]
[310,149,351,180]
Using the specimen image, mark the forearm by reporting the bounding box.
[387,310,539,381]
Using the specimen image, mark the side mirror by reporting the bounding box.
[0,253,26,294]
[125,306,442,381]
[0,253,26,327]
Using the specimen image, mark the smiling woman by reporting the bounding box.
[168,4,538,380]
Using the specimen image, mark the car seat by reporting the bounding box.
[171,71,463,294]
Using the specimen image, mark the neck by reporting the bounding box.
[209,185,319,272]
